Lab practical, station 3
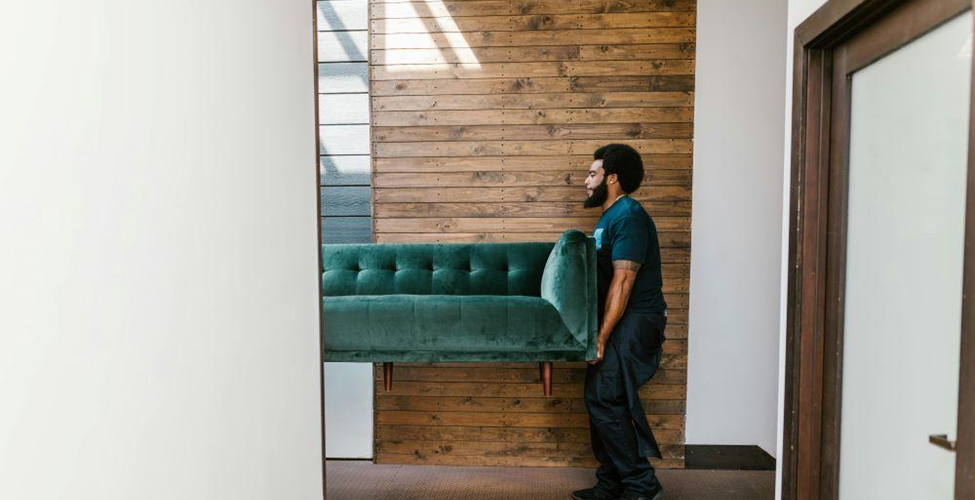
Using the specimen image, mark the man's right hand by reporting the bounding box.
[588,338,606,365]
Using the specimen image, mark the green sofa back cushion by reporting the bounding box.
[322,242,554,297]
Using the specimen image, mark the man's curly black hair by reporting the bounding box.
[593,143,644,194]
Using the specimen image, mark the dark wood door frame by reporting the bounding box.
[783,0,975,499]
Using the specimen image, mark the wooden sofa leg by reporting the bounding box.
[541,361,552,397]
[383,362,393,392]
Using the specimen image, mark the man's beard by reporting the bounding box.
[583,178,609,208]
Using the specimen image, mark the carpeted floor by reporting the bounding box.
[326,460,774,500]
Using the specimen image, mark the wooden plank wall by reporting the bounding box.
[369,0,696,468]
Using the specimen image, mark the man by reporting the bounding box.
[572,144,668,500]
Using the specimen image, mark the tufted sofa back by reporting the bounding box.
[322,241,555,297]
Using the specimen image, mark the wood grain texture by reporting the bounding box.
[373,123,694,141]
[373,139,693,156]
[371,75,695,96]
[374,424,684,444]
[370,0,697,19]
[370,0,695,469]
[371,13,696,34]
[372,107,693,126]
[373,185,692,203]
[370,60,695,80]
[372,43,695,65]
[373,201,693,218]
[372,154,693,171]
[373,170,692,187]
[371,28,697,49]
[372,92,695,111]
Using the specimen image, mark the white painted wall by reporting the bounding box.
[0,2,324,499]
[775,0,830,498]
[325,363,374,457]
[687,0,789,457]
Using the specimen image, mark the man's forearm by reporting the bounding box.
[599,275,635,342]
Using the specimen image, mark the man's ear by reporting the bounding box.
[607,173,619,185]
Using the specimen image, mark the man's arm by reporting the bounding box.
[588,259,641,364]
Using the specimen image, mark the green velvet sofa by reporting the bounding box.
[322,229,597,395]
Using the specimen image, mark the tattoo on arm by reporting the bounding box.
[613,260,642,272]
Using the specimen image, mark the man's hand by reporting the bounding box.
[588,337,607,365]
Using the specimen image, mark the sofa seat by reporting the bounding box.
[324,294,583,363]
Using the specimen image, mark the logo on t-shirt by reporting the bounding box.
[593,228,604,250]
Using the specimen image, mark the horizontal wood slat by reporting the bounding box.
[373,217,691,233]
[376,381,687,399]
[372,91,694,111]
[376,230,691,250]
[387,364,687,385]
[371,12,696,34]
[373,201,693,218]
[373,185,691,203]
[372,169,691,187]
[372,107,694,126]
[376,411,685,429]
[371,76,695,96]
[371,28,697,49]
[372,43,695,65]
[370,0,697,19]
[373,139,693,157]
[372,232,692,255]
[375,396,686,415]
[371,60,695,80]
[369,0,695,468]
[375,440,686,461]
[372,154,693,171]
[373,123,694,141]
[374,424,684,445]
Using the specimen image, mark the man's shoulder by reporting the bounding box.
[611,198,651,225]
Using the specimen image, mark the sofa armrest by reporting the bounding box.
[540,229,598,360]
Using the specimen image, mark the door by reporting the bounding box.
[785,0,975,499]
[829,8,972,500]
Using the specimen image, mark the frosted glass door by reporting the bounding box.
[838,11,972,500]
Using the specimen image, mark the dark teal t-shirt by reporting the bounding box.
[593,195,667,315]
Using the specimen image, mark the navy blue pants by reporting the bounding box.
[584,311,666,497]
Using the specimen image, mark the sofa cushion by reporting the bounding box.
[322,242,553,297]
[323,295,583,362]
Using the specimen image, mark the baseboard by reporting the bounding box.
[684,445,776,471]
